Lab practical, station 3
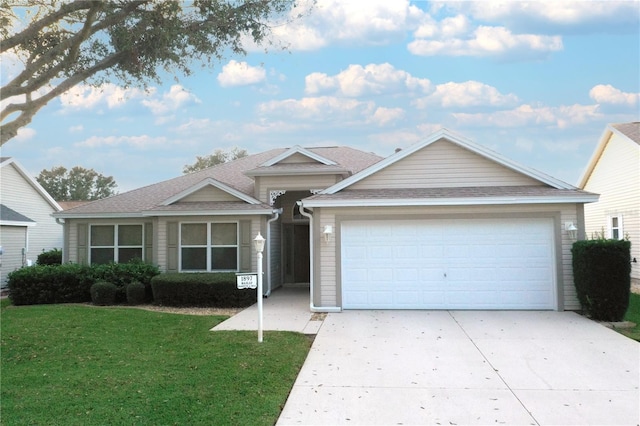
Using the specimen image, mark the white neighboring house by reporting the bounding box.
[578,122,640,285]
[0,157,63,287]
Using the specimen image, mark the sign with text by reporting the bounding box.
[236,273,257,290]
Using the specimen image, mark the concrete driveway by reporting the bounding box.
[278,310,640,425]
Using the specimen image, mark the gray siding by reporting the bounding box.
[181,186,241,202]
[0,226,28,286]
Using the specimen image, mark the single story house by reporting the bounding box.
[54,129,598,311]
[578,122,639,285]
[1,157,63,286]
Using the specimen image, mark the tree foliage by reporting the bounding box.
[0,0,302,145]
[183,147,248,173]
[37,166,117,200]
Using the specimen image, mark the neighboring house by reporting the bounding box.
[0,157,63,286]
[54,129,598,311]
[578,122,640,285]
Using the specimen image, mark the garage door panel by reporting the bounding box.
[341,218,556,310]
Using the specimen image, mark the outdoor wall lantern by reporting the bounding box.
[254,232,265,253]
[322,225,333,243]
[565,222,578,241]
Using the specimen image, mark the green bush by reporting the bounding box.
[572,239,631,321]
[151,273,257,307]
[6,261,159,306]
[126,281,146,305]
[36,249,63,266]
[90,281,117,306]
[7,264,93,305]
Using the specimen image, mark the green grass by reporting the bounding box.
[620,292,640,341]
[1,301,311,425]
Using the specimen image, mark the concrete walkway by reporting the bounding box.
[211,286,323,335]
[278,310,640,425]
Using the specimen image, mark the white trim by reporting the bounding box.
[54,212,147,219]
[161,177,262,205]
[260,145,337,167]
[608,214,624,240]
[142,209,274,217]
[0,158,63,211]
[302,195,599,208]
[0,220,37,227]
[178,221,239,272]
[322,129,574,195]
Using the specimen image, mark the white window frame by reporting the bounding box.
[179,221,239,272]
[608,214,624,240]
[89,224,144,264]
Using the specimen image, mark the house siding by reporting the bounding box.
[1,163,62,263]
[350,139,543,190]
[583,133,640,281]
[181,186,241,202]
[314,203,582,311]
[0,226,28,284]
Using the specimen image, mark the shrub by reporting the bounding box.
[126,281,146,305]
[572,239,631,321]
[90,281,117,305]
[7,263,93,305]
[37,249,62,266]
[90,260,160,303]
[151,273,257,307]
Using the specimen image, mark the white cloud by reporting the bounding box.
[368,107,405,126]
[75,134,168,149]
[415,80,519,108]
[258,96,375,122]
[141,85,200,115]
[453,103,601,129]
[217,60,267,87]
[589,84,639,106]
[409,25,563,58]
[69,125,84,133]
[14,127,36,142]
[60,83,146,110]
[305,63,431,97]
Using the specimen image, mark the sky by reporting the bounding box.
[2,0,639,193]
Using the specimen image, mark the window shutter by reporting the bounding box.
[144,223,153,263]
[239,220,251,272]
[167,222,178,272]
[77,223,88,264]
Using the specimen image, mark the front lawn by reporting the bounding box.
[620,292,640,341]
[0,300,311,425]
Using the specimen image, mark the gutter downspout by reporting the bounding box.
[297,201,341,313]
[265,208,282,297]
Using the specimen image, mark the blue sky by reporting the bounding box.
[2,0,639,193]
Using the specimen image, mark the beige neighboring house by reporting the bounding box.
[578,122,640,285]
[0,157,63,286]
[54,129,598,311]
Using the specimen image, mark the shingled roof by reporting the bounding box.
[55,146,383,217]
[612,122,640,144]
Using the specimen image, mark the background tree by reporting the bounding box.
[1,0,303,145]
[183,147,248,173]
[36,166,117,200]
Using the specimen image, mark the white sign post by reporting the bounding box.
[254,233,266,343]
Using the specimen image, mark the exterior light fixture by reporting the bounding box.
[254,232,265,342]
[565,222,578,241]
[322,225,333,243]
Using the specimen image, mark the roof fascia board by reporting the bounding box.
[53,212,147,219]
[1,158,63,211]
[161,177,261,206]
[260,145,337,167]
[245,167,349,177]
[0,220,36,227]
[302,194,599,208]
[323,129,573,194]
[142,209,275,217]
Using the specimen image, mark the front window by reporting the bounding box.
[610,215,623,240]
[90,224,143,264]
[180,222,238,271]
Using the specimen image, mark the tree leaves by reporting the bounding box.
[36,165,118,201]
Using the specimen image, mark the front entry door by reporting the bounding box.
[283,224,310,284]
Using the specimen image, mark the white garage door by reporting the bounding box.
[341,218,556,310]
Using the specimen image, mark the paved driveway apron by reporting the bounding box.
[278,311,640,425]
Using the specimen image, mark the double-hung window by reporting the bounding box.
[90,224,143,264]
[180,222,238,271]
[610,215,623,240]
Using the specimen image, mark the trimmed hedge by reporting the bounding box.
[7,261,160,306]
[90,281,117,305]
[151,273,257,308]
[36,248,63,266]
[126,281,146,305]
[572,239,631,321]
[7,263,94,305]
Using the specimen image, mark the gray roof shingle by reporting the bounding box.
[612,122,640,144]
[1,204,35,223]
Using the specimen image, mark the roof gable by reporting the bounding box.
[578,122,640,188]
[0,158,62,212]
[0,204,36,226]
[323,129,574,194]
[161,178,262,206]
[260,145,337,167]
